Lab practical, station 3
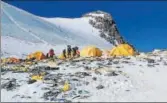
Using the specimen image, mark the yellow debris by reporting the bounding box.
[62,81,70,92]
[31,75,43,81]
[58,53,66,60]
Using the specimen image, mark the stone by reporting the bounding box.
[107,71,118,76]
[28,79,36,84]
[96,85,104,90]
[92,77,97,81]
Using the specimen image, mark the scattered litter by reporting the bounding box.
[43,89,61,101]
[31,75,43,81]
[106,71,118,76]
[61,81,71,92]
[75,72,91,78]
[1,78,18,91]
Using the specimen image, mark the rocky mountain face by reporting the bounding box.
[83,10,126,46]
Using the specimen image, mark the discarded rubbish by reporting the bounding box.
[31,75,43,81]
[1,78,18,91]
[62,81,71,92]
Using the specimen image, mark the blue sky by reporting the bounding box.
[6,1,167,52]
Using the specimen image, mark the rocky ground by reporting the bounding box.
[1,50,167,102]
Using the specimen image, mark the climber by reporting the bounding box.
[75,46,80,57]
[63,49,66,58]
[67,45,72,58]
[72,47,77,57]
[46,49,55,58]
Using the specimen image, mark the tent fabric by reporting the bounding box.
[80,46,102,57]
[58,53,66,60]
[1,57,20,64]
[102,50,110,58]
[31,75,43,81]
[26,51,45,60]
[109,44,135,56]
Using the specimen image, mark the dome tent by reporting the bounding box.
[109,44,135,56]
[80,46,102,57]
[26,51,45,61]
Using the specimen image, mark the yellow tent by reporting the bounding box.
[109,44,135,56]
[26,51,45,61]
[80,46,102,57]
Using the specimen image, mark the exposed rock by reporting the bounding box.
[71,78,79,81]
[116,66,121,68]
[21,95,31,99]
[92,77,97,81]
[96,84,104,90]
[28,79,36,84]
[43,90,61,101]
[146,58,155,63]
[126,90,130,92]
[164,62,167,65]
[75,72,91,78]
[147,64,155,67]
[83,10,126,45]
[106,61,112,65]
[106,71,118,76]
[122,61,131,64]
[95,70,102,75]
[84,66,91,70]
[113,61,119,64]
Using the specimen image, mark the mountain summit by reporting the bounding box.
[83,10,125,45]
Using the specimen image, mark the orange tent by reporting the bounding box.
[9,57,20,63]
[1,57,20,64]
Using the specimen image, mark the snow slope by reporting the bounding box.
[1,2,113,57]
[1,52,167,102]
[41,17,111,47]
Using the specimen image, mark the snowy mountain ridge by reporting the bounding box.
[2,2,124,57]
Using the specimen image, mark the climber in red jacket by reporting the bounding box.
[46,49,55,58]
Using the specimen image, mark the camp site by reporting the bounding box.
[1,1,167,102]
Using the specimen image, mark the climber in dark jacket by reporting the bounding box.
[63,49,66,58]
[72,47,76,57]
[67,45,72,58]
